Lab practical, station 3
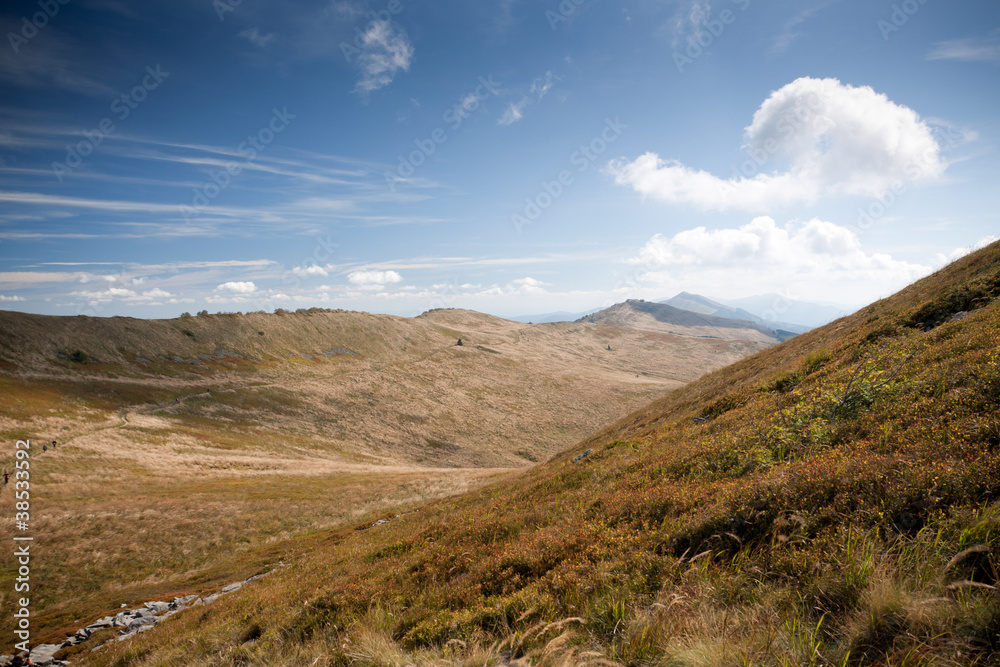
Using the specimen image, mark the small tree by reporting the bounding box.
[197,310,209,316]
[180,311,192,318]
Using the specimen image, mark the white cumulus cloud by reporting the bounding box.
[216,281,257,294]
[348,270,402,286]
[630,217,932,305]
[0,294,26,302]
[609,77,947,211]
[291,264,330,278]
[935,236,999,266]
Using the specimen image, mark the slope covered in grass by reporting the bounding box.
[81,241,1000,665]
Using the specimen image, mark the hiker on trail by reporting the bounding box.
[43,444,47,453]
[3,470,8,484]
[52,440,57,449]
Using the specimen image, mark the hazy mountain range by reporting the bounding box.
[510,291,849,333]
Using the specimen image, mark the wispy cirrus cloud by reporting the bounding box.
[927,31,1000,63]
[499,71,557,125]
[353,19,414,94]
[240,28,276,48]
[0,29,116,96]
[768,0,841,55]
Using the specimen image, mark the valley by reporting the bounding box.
[0,305,771,655]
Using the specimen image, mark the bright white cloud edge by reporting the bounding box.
[609,77,948,212]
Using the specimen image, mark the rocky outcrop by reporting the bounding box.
[0,565,283,667]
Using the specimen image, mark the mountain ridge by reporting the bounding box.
[660,291,811,334]
[577,298,793,343]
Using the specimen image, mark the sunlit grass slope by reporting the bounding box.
[84,241,1000,665]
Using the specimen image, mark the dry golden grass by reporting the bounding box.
[68,241,1000,666]
[0,307,768,650]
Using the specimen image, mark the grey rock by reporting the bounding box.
[203,593,220,605]
[126,616,156,631]
[572,448,593,464]
[29,644,62,665]
[950,311,970,323]
[144,601,171,613]
[86,616,115,631]
[174,594,200,607]
[221,582,243,594]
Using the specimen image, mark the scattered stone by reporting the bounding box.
[85,616,115,631]
[27,565,284,662]
[29,644,63,666]
[125,616,156,631]
[322,347,359,357]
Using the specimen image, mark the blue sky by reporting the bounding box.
[0,0,997,321]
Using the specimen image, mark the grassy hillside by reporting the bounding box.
[72,242,1000,665]
[0,306,770,653]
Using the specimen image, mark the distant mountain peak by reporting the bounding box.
[578,299,789,344]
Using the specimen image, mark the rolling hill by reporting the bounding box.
[63,240,1000,666]
[0,306,769,468]
[578,298,795,343]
